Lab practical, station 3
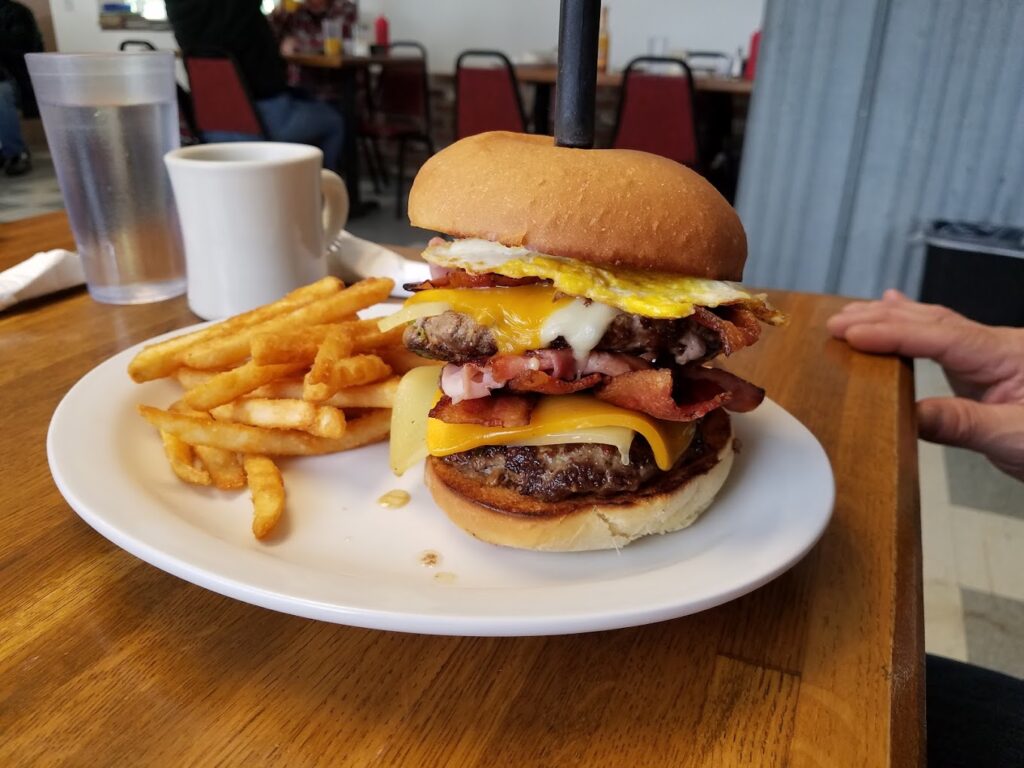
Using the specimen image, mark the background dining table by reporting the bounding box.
[513,64,754,137]
[282,51,396,217]
[1,211,923,766]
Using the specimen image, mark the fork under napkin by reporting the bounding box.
[0,233,430,313]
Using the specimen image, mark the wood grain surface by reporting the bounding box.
[513,64,756,95]
[0,212,922,766]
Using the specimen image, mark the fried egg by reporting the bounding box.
[424,238,780,321]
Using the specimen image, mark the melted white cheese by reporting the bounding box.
[540,298,620,368]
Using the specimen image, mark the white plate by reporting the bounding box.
[47,322,834,636]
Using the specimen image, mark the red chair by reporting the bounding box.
[362,42,434,216]
[744,30,761,80]
[182,49,268,139]
[611,57,699,169]
[454,50,527,139]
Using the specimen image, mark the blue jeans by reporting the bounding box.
[0,80,27,158]
[927,655,1024,767]
[203,91,344,172]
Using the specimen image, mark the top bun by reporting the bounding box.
[408,132,747,280]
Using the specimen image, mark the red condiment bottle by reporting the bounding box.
[744,30,761,80]
[374,15,390,48]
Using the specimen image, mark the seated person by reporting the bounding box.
[270,0,357,105]
[0,0,43,118]
[166,0,344,172]
[0,71,30,176]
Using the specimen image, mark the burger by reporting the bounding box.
[384,131,783,551]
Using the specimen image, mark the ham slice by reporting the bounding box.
[429,393,535,427]
[440,350,651,402]
[596,365,765,422]
[581,351,652,376]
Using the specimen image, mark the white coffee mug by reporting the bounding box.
[165,142,348,319]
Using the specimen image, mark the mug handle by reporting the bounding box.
[320,170,349,249]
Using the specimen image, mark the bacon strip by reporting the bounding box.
[596,366,765,422]
[684,366,765,412]
[507,371,604,395]
[692,306,762,356]
[429,394,536,427]
[405,271,545,292]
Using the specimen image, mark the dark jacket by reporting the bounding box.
[0,0,44,115]
[165,0,288,100]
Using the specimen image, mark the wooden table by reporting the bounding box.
[514,64,755,95]
[514,64,753,136]
[1,211,923,766]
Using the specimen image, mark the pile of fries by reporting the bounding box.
[130,276,429,540]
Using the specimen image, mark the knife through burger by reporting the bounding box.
[384,131,784,551]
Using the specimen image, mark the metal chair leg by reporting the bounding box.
[362,137,383,194]
[395,136,407,218]
[372,138,389,185]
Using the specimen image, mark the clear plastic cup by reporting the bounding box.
[322,18,343,56]
[26,52,186,305]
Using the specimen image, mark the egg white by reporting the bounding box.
[424,239,775,320]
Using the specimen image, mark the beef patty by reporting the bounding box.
[437,409,727,503]
[404,311,722,365]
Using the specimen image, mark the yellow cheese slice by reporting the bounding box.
[404,286,573,354]
[427,394,695,471]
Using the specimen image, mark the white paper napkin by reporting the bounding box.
[328,231,430,297]
[0,249,85,313]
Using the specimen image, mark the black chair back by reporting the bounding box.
[119,40,201,145]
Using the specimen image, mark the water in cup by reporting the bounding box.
[27,53,187,305]
[41,101,185,303]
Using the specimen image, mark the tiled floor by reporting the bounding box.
[5,121,1022,679]
[0,122,63,222]
[917,358,1024,677]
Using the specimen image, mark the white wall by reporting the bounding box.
[48,0,764,72]
[359,0,764,72]
[49,0,178,54]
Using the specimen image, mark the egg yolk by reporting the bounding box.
[404,285,574,354]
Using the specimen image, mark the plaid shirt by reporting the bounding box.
[270,1,357,101]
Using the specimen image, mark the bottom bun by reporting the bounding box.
[424,416,735,552]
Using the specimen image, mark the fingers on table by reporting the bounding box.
[832,317,961,360]
[918,398,1024,481]
[828,296,955,335]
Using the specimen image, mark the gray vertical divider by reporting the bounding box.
[736,0,1024,298]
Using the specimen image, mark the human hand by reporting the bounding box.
[827,290,1024,480]
[279,36,298,56]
